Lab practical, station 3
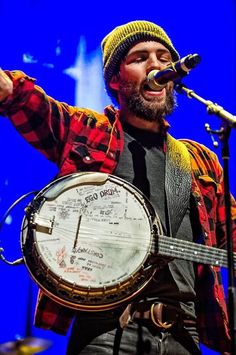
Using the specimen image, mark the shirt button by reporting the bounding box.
[109,152,114,158]
[204,231,208,238]
[85,156,91,161]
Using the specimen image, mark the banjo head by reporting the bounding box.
[21,172,162,311]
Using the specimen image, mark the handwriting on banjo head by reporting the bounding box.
[20,172,235,311]
[84,186,119,204]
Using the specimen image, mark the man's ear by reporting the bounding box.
[109,73,120,90]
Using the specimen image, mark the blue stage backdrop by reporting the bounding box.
[0,1,235,354]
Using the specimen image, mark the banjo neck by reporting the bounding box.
[157,235,236,269]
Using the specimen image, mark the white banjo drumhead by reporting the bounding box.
[22,172,162,309]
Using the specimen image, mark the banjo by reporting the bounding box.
[21,172,235,311]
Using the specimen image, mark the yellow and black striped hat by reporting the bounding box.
[102,20,180,85]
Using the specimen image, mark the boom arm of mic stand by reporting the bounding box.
[175,83,236,128]
[175,82,236,354]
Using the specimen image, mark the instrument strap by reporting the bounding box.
[165,134,192,238]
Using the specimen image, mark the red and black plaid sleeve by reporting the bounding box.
[0,70,79,165]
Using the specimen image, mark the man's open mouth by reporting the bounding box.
[143,82,164,92]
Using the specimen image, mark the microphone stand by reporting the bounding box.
[175,82,236,355]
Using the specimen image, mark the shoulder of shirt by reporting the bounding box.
[178,138,218,159]
[178,138,223,179]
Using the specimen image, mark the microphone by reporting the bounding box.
[147,54,201,90]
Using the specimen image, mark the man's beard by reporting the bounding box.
[119,79,177,122]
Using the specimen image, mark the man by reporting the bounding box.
[0,20,235,354]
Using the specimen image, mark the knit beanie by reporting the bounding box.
[102,20,180,85]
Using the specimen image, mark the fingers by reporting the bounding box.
[0,69,13,101]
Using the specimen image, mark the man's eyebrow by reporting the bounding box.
[126,48,171,58]
[127,49,148,56]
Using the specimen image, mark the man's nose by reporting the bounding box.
[147,56,167,71]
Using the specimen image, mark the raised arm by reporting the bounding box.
[0,69,79,165]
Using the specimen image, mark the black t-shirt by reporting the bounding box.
[114,123,197,320]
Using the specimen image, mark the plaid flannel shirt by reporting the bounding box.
[1,71,236,353]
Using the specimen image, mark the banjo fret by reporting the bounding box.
[157,235,235,269]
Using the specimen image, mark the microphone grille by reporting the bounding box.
[185,54,201,69]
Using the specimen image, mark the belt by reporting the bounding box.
[119,303,196,330]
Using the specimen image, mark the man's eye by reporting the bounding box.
[133,57,146,63]
[160,57,172,65]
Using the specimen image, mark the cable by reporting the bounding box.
[0,190,38,265]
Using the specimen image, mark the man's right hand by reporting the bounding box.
[0,69,13,101]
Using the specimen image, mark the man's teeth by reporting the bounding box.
[143,83,163,92]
